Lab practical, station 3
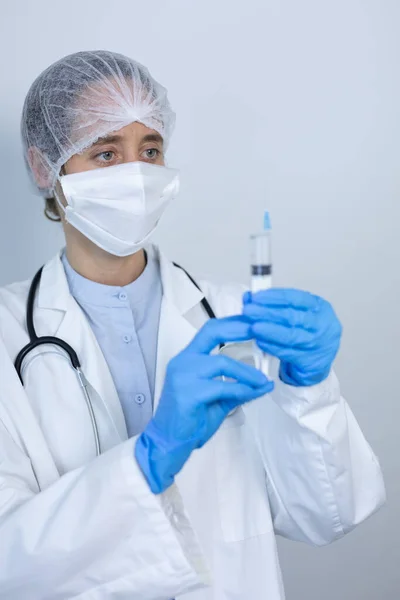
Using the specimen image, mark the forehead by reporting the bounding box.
[89,122,164,148]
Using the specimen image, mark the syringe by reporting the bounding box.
[250,211,272,377]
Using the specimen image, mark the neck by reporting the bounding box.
[65,237,146,286]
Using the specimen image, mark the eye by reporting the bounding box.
[96,150,115,163]
[143,148,160,160]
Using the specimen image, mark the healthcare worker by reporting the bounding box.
[0,50,385,600]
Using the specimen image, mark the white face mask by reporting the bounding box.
[56,161,180,257]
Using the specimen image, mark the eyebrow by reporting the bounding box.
[91,134,122,147]
[141,133,164,145]
[90,132,164,148]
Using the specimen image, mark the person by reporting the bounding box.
[0,50,385,600]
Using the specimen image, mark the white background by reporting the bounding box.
[0,1,399,598]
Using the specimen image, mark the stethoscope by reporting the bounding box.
[14,262,218,457]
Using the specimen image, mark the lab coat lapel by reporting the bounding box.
[37,254,128,442]
[57,304,128,441]
[35,248,205,434]
[153,299,198,413]
[153,250,205,413]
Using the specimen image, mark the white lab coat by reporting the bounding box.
[0,246,385,600]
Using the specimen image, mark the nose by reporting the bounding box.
[121,144,140,164]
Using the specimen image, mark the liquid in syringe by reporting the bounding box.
[250,211,272,376]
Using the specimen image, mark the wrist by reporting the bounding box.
[134,420,197,495]
[135,429,173,494]
[279,362,331,387]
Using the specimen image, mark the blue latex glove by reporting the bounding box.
[135,316,274,494]
[243,288,342,387]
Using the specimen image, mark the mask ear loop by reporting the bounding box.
[54,166,68,219]
[54,188,67,216]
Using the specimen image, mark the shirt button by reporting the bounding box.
[135,393,145,405]
[123,334,132,343]
[119,292,127,301]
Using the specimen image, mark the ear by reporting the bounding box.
[27,146,53,190]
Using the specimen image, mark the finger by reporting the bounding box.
[243,303,318,332]
[209,380,274,406]
[186,316,253,355]
[199,354,270,387]
[214,388,274,422]
[246,288,321,312]
[250,321,318,349]
[254,338,311,362]
[243,290,252,304]
[256,338,339,374]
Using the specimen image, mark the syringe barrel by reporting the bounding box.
[250,231,272,293]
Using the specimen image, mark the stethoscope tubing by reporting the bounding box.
[14,262,218,458]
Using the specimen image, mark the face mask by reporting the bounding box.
[56,161,179,257]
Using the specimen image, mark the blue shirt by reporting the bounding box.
[62,250,163,437]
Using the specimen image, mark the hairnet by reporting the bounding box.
[21,50,176,197]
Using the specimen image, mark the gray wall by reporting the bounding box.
[0,1,398,598]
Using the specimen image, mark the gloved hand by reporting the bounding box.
[242,288,342,387]
[135,316,274,494]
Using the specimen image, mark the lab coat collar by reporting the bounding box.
[156,245,205,316]
[37,245,205,317]
[37,253,71,312]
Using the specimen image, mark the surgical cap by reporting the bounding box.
[21,50,176,197]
